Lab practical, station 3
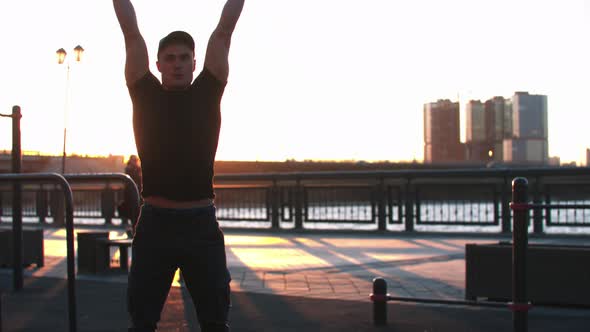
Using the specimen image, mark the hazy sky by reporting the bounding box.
[1,0,589,163]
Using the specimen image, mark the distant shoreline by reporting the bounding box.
[1,151,568,175]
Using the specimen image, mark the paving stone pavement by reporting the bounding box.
[3,227,588,302]
[3,227,590,332]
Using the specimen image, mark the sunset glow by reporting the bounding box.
[1,1,589,163]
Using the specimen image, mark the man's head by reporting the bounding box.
[156,31,196,90]
[128,155,139,164]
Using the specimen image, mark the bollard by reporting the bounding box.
[371,277,388,326]
[510,177,531,332]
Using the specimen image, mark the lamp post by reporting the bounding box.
[56,45,84,174]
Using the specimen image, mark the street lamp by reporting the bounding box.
[56,45,84,174]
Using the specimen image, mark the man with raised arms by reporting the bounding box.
[112,0,245,331]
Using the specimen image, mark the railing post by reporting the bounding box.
[404,179,414,232]
[294,179,303,230]
[511,177,530,332]
[101,186,115,225]
[11,105,23,291]
[270,179,280,229]
[36,187,49,223]
[544,193,551,226]
[494,185,501,228]
[502,176,512,233]
[50,189,65,227]
[376,178,387,231]
[532,177,543,234]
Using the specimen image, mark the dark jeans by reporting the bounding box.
[127,203,231,332]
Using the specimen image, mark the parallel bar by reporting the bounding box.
[369,279,508,327]
[387,295,506,308]
[0,173,76,332]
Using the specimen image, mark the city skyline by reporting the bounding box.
[1,1,589,164]
[430,92,549,165]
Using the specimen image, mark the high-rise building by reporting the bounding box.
[503,92,548,164]
[466,100,486,143]
[465,97,513,163]
[424,99,464,163]
[586,148,590,167]
[485,96,512,162]
[465,100,490,162]
[548,156,561,166]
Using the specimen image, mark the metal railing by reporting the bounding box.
[1,167,590,234]
[213,167,590,233]
[370,176,590,331]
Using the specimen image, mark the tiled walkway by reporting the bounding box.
[3,227,590,332]
[6,227,587,302]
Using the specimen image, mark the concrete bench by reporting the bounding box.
[77,231,132,274]
[0,227,44,268]
[95,238,132,273]
[465,242,590,306]
[77,231,109,274]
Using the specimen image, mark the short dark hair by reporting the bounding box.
[157,31,195,58]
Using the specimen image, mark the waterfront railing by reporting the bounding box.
[1,168,589,234]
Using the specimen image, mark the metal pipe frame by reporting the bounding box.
[0,172,140,332]
[64,173,140,225]
[0,173,76,332]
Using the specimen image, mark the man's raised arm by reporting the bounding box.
[204,0,245,83]
[113,0,149,85]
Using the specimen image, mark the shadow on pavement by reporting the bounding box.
[2,274,590,331]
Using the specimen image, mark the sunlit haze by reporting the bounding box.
[1,0,589,163]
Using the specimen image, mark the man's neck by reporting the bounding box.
[162,83,191,91]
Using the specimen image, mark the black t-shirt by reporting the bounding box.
[128,68,226,201]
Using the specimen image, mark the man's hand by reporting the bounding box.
[113,0,149,85]
[204,0,245,83]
